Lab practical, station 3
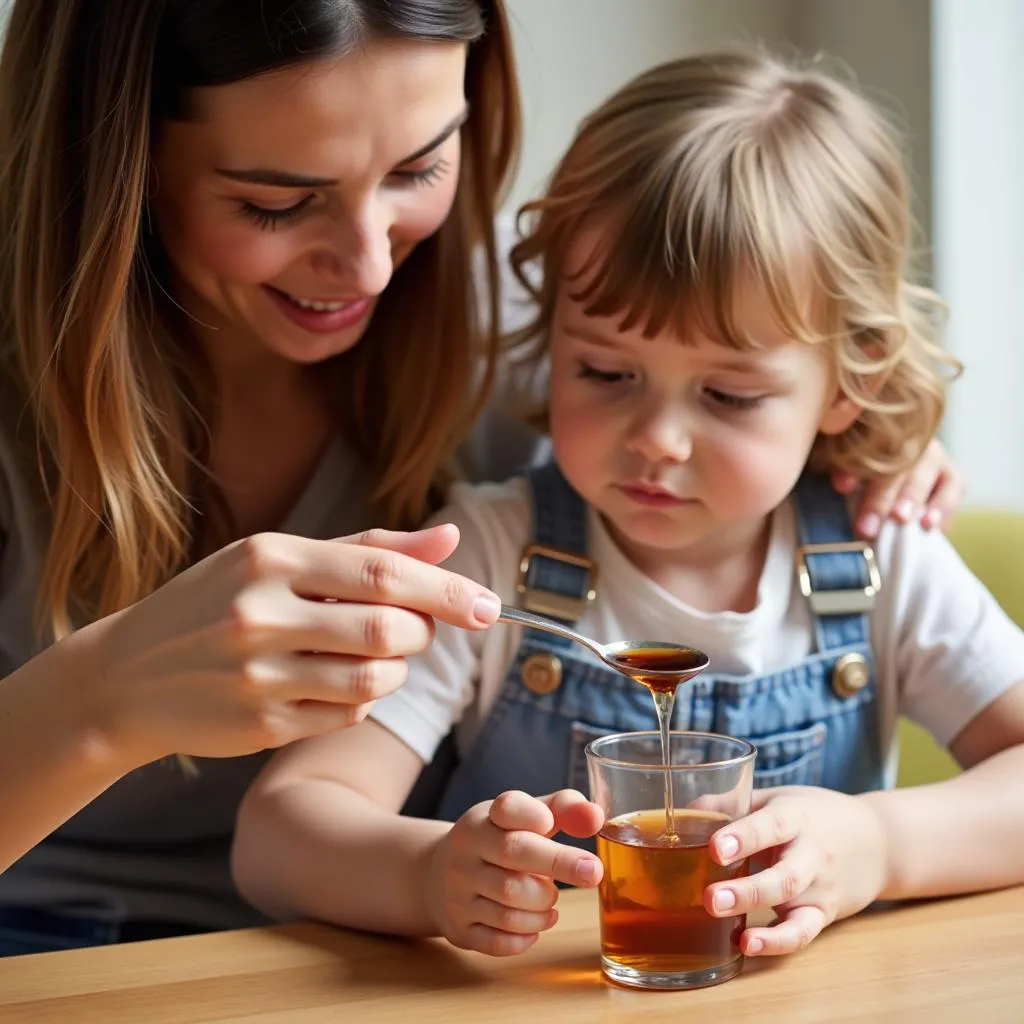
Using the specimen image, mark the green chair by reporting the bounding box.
[897,508,1024,787]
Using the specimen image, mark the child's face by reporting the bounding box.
[548,227,860,564]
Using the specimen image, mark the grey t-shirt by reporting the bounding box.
[0,436,353,927]
[0,222,548,930]
[0,426,547,930]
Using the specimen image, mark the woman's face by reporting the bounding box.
[150,37,467,370]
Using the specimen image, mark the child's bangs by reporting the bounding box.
[562,142,825,351]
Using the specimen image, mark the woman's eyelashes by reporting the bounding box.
[236,159,453,232]
[390,157,452,188]
[238,196,314,231]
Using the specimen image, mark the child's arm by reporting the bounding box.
[232,719,444,937]
[701,680,1024,957]
[698,519,1024,957]
[232,718,603,952]
[865,680,1024,900]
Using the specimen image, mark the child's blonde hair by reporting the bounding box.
[510,50,958,478]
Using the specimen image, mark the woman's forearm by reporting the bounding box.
[861,743,1024,902]
[0,627,135,871]
[233,777,450,936]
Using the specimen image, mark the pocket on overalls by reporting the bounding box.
[750,722,827,788]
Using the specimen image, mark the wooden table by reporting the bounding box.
[1,887,1022,1023]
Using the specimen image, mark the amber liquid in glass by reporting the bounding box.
[597,808,746,979]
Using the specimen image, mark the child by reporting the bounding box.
[232,51,1024,960]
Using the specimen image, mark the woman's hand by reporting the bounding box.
[704,786,889,956]
[425,789,604,956]
[75,524,500,768]
[833,438,965,539]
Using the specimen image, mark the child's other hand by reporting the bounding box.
[426,789,604,956]
[833,438,964,539]
[703,786,888,957]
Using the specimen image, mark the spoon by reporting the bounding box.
[499,603,709,842]
[497,604,709,692]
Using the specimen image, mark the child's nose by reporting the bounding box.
[626,404,693,464]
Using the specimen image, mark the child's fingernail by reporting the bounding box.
[473,593,501,625]
[859,513,881,538]
[894,498,915,521]
[713,889,737,912]
[575,859,600,884]
[924,507,943,529]
[716,834,740,860]
[746,937,764,955]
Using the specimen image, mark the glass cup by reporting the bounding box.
[585,731,757,991]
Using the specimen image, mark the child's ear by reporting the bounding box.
[818,336,885,436]
[818,390,864,436]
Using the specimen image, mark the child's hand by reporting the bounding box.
[703,786,889,956]
[425,789,604,956]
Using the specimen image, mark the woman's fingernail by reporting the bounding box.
[924,507,943,529]
[716,834,740,861]
[473,593,501,625]
[859,513,881,538]
[713,889,737,912]
[746,938,764,955]
[894,498,915,521]
[576,859,601,884]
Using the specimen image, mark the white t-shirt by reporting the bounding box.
[371,476,1024,789]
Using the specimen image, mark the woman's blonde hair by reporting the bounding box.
[510,50,957,478]
[0,0,520,640]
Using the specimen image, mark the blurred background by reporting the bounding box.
[507,0,1024,510]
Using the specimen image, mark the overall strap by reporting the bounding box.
[791,473,881,651]
[517,463,596,645]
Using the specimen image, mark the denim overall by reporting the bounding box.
[434,463,884,835]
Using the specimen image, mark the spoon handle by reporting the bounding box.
[497,604,606,661]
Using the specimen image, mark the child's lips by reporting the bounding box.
[616,483,693,508]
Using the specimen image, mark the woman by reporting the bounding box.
[0,0,960,954]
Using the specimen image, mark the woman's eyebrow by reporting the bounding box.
[213,106,471,189]
[396,105,469,165]
[215,168,337,188]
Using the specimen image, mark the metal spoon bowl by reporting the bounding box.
[497,605,709,685]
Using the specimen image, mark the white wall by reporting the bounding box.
[932,0,1024,508]
[791,0,933,279]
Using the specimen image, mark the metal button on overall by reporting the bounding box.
[831,652,871,698]
[521,653,563,695]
